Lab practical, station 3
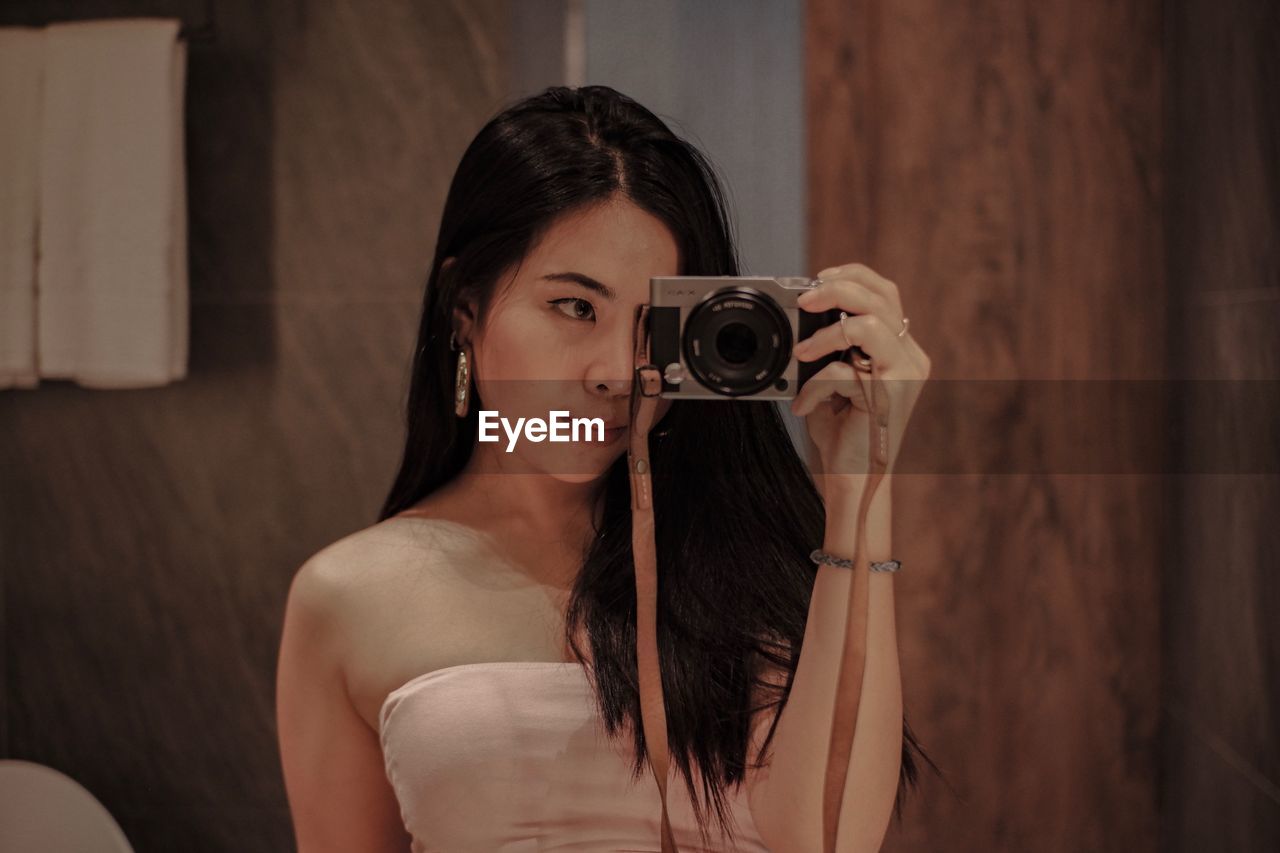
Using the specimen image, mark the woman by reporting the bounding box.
[277,85,937,852]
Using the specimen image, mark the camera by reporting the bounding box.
[647,276,871,400]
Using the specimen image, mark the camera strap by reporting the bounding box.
[626,304,890,852]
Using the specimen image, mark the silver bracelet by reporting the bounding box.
[809,549,902,573]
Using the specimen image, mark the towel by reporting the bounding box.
[37,18,188,389]
[0,27,44,390]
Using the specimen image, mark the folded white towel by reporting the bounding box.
[37,18,188,389]
[0,27,44,390]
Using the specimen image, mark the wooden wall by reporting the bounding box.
[807,1,1165,850]
[1163,0,1280,849]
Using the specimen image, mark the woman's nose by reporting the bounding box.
[584,330,635,397]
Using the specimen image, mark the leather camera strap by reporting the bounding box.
[820,367,889,852]
[627,304,678,852]
[626,304,889,853]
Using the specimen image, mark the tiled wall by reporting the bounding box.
[0,1,511,849]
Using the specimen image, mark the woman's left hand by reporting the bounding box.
[789,263,931,492]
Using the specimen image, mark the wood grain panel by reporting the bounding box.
[1164,0,1280,848]
[807,2,1163,850]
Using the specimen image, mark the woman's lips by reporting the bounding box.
[602,425,627,443]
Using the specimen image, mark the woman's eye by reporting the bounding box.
[548,298,596,322]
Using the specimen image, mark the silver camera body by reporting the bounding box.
[648,276,868,400]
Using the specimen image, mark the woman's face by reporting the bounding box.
[454,197,678,483]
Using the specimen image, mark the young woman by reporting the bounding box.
[277,85,937,852]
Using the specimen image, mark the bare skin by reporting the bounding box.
[340,507,594,733]
[282,193,677,749]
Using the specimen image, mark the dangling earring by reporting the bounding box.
[451,331,470,417]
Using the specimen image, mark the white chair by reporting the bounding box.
[0,760,135,852]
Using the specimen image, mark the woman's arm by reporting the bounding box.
[746,474,903,853]
[276,556,415,853]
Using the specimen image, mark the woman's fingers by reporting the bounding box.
[814,263,904,316]
[789,359,868,417]
[798,260,931,384]
[794,309,906,373]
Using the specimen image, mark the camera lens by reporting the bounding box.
[716,322,757,365]
[682,287,791,396]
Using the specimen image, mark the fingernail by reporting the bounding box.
[797,290,814,305]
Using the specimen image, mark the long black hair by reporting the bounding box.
[379,84,939,848]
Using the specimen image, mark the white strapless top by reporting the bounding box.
[378,660,771,852]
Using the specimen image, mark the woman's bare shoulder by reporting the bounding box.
[287,514,504,726]
[292,515,484,617]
